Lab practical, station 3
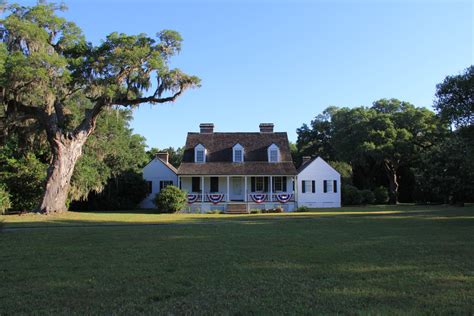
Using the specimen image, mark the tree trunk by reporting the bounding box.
[383,160,399,205]
[38,136,86,213]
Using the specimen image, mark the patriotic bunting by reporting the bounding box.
[187,194,199,204]
[250,193,266,203]
[275,193,293,203]
[207,193,224,204]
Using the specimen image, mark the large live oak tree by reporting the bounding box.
[0,2,200,213]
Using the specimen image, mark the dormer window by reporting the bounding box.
[195,144,206,163]
[268,144,280,162]
[233,143,244,163]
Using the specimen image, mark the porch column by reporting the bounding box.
[244,176,247,202]
[269,176,273,202]
[201,176,205,211]
[226,176,230,202]
[294,176,298,206]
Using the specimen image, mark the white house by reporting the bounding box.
[177,123,298,213]
[296,156,341,208]
[139,152,178,208]
[139,123,341,212]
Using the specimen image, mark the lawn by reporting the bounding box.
[1,205,473,314]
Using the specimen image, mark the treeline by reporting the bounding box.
[0,66,472,213]
[293,66,473,205]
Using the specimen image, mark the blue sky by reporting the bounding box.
[22,0,473,149]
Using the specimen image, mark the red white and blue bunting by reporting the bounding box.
[207,193,224,204]
[250,193,267,204]
[275,193,293,203]
[187,194,200,204]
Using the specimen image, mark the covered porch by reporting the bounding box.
[178,175,297,213]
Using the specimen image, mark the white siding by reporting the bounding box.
[297,157,341,208]
[139,159,178,208]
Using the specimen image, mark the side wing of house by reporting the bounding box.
[139,158,178,208]
[297,157,341,208]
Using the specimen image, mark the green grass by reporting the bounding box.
[1,205,473,314]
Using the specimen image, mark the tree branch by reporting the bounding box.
[113,88,184,107]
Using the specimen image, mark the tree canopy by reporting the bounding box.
[0,2,200,213]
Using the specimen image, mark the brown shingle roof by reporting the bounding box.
[177,132,297,175]
[178,162,297,176]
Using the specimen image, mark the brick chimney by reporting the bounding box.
[200,123,214,134]
[259,123,274,133]
[156,152,169,164]
[302,156,311,166]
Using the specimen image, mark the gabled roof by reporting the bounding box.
[177,132,297,175]
[297,156,340,175]
[143,157,178,174]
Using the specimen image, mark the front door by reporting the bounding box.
[230,177,244,201]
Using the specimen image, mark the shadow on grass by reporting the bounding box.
[2,204,473,232]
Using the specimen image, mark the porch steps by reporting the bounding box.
[224,204,249,214]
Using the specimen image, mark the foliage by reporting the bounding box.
[434,65,473,128]
[274,205,284,213]
[0,184,11,214]
[0,147,47,211]
[71,172,148,211]
[70,109,149,201]
[146,146,183,168]
[250,209,263,214]
[360,189,375,205]
[0,2,200,212]
[296,206,310,212]
[374,186,389,204]
[297,99,444,204]
[153,185,187,213]
[342,185,363,205]
[329,161,353,185]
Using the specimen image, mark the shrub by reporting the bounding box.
[207,209,222,214]
[153,186,187,213]
[374,186,389,204]
[296,206,310,212]
[274,206,284,213]
[360,189,376,204]
[250,209,262,214]
[0,185,12,215]
[342,185,363,205]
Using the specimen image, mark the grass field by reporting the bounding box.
[1,205,473,314]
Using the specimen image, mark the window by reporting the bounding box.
[233,143,244,163]
[273,176,287,192]
[196,150,204,163]
[255,177,264,192]
[270,150,278,162]
[301,180,314,193]
[234,150,243,162]
[210,177,219,192]
[147,181,153,194]
[195,144,206,163]
[160,180,173,191]
[192,177,201,192]
[267,144,280,162]
[323,180,336,193]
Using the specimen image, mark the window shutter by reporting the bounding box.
[333,180,337,193]
[312,180,315,193]
[251,177,256,192]
[283,177,287,192]
[302,181,306,193]
[323,180,327,193]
